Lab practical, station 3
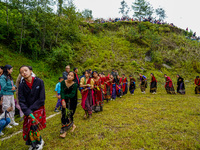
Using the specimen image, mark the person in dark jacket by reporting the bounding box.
[176,75,185,94]
[63,65,70,80]
[18,65,46,150]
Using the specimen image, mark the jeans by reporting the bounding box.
[0,118,11,132]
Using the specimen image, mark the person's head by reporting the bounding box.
[176,74,180,78]
[196,76,199,79]
[117,75,120,79]
[92,71,98,78]
[67,71,75,81]
[3,65,13,80]
[164,74,167,78]
[59,77,64,82]
[65,65,70,73]
[88,69,92,74]
[0,66,3,75]
[110,74,114,79]
[150,73,154,77]
[85,70,90,78]
[0,94,3,105]
[99,73,102,77]
[122,74,125,78]
[19,65,32,79]
[112,69,115,72]
[129,75,132,79]
[73,68,78,74]
[139,73,142,77]
[4,65,13,75]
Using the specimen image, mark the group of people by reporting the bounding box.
[0,64,200,150]
[0,65,45,150]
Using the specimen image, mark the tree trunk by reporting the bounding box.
[19,0,24,53]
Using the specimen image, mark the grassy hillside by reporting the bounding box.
[71,21,200,82]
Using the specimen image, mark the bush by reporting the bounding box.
[47,43,74,72]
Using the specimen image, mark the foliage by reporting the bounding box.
[119,0,130,17]
[82,9,93,20]
[155,7,166,21]
[46,43,74,72]
[132,0,153,18]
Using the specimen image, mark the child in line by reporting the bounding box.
[0,94,12,136]
[54,77,64,112]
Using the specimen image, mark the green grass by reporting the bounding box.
[1,84,200,150]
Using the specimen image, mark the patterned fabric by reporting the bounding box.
[23,106,46,147]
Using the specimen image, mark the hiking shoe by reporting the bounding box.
[11,122,19,126]
[36,139,44,150]
[54,109,59,112]
[0,132,4,136]
[6,124,13,128]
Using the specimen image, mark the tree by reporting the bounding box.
[155,7,166,21]
[132,0,153,19]
[119,0,130,17]
[82,9,93,20]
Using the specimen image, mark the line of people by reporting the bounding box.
[0,64,200,150]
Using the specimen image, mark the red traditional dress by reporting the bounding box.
[80,77,95,115]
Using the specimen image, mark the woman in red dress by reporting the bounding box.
[80,70,94,119]
[92,71,103,112]
[164,74,176,94]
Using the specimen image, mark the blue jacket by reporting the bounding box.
[18,77,45,116]
[0,75,16,95]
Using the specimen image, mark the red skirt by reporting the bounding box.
[23,106,46,141]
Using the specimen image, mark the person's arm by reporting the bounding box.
[29,80,45,111]
[66,83,78,99]
[18,84,32,116]
[90,79,94,89]
[0,77,13,92]
[80,77,88,88]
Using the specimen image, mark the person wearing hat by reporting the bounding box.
[0,65,18,127]
[195,76,200,94]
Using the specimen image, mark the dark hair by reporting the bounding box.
[59,77,63,80]
[73,68,78,71]
[164,74,167,76]
[88,69,92,72]
[196,76,199,78]
[151,73,154,76]
[19,65,30,72]
[3,65,13,80]
[67,71,76,81]
[129,75,132,77]
[122,74,125,76]
[0,94,3,100]
[29,66,33,71]
[92,71,98,77]
[85,70,90,73]
[0,66,3,69]
[82,72,85,75]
